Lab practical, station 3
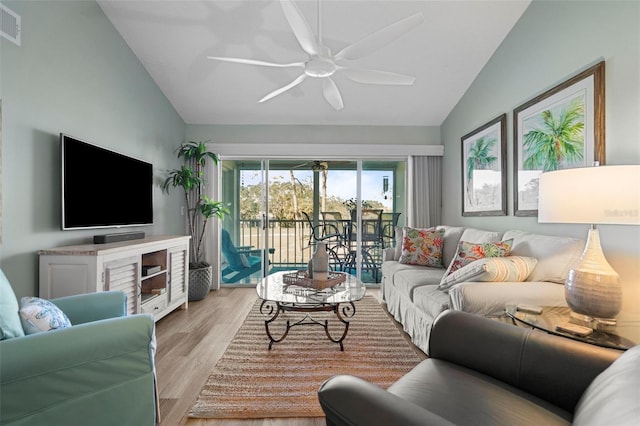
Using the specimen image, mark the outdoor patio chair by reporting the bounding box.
[342,209,383,282]
[302,212,349,272]
[221,229,274,283]
[301,211,343,247]
[321,211,348,241]
[381,212,401,248]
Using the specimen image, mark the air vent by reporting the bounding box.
[0,3,21,46]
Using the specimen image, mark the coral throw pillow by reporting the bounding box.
[399,227,445,267]
[443,239,513,278]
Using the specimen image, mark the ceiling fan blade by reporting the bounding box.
[207,56,305,69]
[341,68,415,85]
[291,161,311,169]
[259,74,307,103]
[335,12,424,61]
[322,78,344,111]
[280,0,318,56]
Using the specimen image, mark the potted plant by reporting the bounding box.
[162,141,229,301]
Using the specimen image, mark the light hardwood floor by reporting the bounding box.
[154,286,416,425]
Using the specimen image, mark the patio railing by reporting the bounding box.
[237,219,311,269]
[235,218,398,275]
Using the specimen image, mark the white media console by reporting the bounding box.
[39,235,190,321]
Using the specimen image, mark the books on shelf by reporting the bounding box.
[142,265,162,276]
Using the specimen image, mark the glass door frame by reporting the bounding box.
[207,143,443,288]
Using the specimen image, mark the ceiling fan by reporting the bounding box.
[208,0,424,110]
[291,160,355,171]
[292,160,329,171]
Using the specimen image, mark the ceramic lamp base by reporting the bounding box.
[565,228,622,320]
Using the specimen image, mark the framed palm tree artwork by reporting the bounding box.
[513,61,605,216]
[461,114,507,217]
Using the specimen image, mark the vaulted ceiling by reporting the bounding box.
[97,0,531,126]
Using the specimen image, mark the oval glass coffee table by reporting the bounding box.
[256,270,366,351]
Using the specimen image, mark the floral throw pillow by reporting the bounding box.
[19,297,72,335]
[442,239,513,279]
[399,227,445,267]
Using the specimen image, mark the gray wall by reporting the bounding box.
[441,0,640,313]
[0,1,186,298]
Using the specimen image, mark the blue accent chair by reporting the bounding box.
[0,276,157,426]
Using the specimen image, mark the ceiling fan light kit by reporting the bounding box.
[208,0,424,110]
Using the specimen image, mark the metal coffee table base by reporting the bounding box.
[259,300,356,351]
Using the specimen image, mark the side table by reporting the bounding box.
[506,306,639,350]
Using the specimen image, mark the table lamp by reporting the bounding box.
[538,165,640,325]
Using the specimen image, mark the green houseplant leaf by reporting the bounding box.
[162,141,228,268]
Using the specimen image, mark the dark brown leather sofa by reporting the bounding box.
[318,310,639,426]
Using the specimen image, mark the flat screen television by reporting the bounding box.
[61,133,154,230]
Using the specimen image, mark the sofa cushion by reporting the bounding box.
[413,285,450,318]
[399,227,445,267]
[502,230,585,284]
[0,269,25,340]
[393,268,447,301]
[438,256,538,291]
[573,344,640,426]
[442,239,513,280]
[448,281,567,316]
[19,296,72,334]
[393,226,403,260]
[437,226,466,268]
[381,260,426,281]
[458,228,503,244]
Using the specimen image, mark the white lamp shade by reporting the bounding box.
[538,165,640,225]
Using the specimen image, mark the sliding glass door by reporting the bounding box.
[218,157,405,286]
[219,160,268,286]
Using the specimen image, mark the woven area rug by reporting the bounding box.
[189,295,426,419]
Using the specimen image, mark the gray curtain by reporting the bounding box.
[408,156,442,228]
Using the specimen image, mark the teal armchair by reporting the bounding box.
[0,291,157,426]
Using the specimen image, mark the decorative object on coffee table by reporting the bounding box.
[311,241,329,278]
[161,141,229,301]
[282,270,346,290]
[538,165,640,323]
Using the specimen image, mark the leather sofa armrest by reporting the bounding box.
[429,310,621,413]
[51,291,127,324]
[318,375,455,426]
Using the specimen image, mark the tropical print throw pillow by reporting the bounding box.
[443,239,513,278]
[399,227,445,267]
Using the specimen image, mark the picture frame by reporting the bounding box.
[461,114,507,217]
[513,61,605,216]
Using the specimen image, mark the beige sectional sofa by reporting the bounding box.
[381,226,586,354]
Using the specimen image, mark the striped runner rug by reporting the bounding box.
[189,294,426,419]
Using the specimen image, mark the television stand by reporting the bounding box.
[38,235,190,321]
